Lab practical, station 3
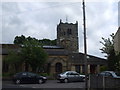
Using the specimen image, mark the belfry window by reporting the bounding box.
[67,28,72,35]
[63,32,66,35]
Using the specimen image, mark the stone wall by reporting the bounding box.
[114,27,120,54]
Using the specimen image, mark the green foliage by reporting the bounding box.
[21,40,48,72]
[5,35,49,73]
[107,49,116,71]
[100,33,114,56]
[14,35,57,46]
[39,39,57,45]
[100,66,107,72]
[4,50,22,73]
[14,35,48,72]
[2,72,15,77]
[100,33,120,71]
[5,50,22,64]
[115,52,120,71]
[14,35,26,45]
[7,35,56,73]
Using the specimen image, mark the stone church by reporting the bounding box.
[44,20,107,75]
[1,20,107,76]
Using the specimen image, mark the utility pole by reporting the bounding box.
[82,0,88,89]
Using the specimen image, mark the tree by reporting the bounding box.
[107,48,116,71]
[4,50,22,73]
[100,33,120,71]
[14,35,57,46]
[115,53,120,71]
[14,35,26,45]
[100,34,114,56]
[100,34,116,71]
[39,39,57,45]
[14,35,48,72]
[21,39,48,72]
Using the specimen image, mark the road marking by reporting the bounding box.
[19,85,29,88]
[19,85,25,87]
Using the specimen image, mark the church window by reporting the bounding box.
[75,65,80,73]
[55,63,62,73]
[63,32,66,35]
[59,28,61,31]
[67,29,72,35]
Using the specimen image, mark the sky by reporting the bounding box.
[1,0,119,59]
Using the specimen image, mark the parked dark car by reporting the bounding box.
[98,71,120,78]
[12,72,47,84]
[57,71,85,83]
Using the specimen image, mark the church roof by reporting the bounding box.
[0,44,20,55]
[0,44,67,56]
[69,53,107,65]
[43,45,63,49]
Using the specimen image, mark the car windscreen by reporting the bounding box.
[61,72,66,75]
[15,72,23,76]
[115,72,120,76]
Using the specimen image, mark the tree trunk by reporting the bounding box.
[25,62,29,72]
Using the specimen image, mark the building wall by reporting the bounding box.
[47,55,70,74]
[114,27,120,54]
[0,55,2,76]
[1,44,106,76]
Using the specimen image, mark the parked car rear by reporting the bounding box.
[57,71,85,83]
[98,71,120,78]
[12,72,47,84]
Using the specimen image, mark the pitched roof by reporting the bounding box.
[0,44,67,56]
[69,53,107,65]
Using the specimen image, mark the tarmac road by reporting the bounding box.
[2,80,85,89]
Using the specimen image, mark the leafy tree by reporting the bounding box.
[107,48,116,71]
[14,35,26,45]
[51,39,57,45]
[100,33,120,71]
[115,53,120,71]
[14,35,57,46]
[39,39,57,45]
[100,34,115,70]
[100,34,114,56]
[21,39,48,72]
[4,50,22,73]
[100,66,107,72]
[13,35,59,72]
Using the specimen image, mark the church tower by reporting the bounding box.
[57,19,79,53]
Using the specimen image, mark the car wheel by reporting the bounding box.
[38,79,43,84]
[64,78,68,83]
[15,79,21,84]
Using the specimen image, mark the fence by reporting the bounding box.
[89,75,120,88]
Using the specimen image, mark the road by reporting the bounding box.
[2,80,85,89]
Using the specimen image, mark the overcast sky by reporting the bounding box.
[1,0,119,58]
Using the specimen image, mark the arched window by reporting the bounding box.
[55,62,62,73]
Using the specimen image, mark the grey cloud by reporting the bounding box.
[118,1,120,26]
[2,2,20,15]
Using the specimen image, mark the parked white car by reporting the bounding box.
[57,71,85,83]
